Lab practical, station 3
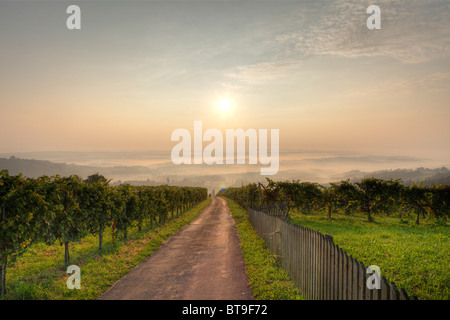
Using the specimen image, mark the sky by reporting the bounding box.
[1,0,449,176]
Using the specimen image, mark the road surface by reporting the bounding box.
[99,197,254,300]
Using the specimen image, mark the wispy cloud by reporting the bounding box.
[220,0,450,89]
[351,72,450,96]
[225,59,303,85]
[273,0,450,64]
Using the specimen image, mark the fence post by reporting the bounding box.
[352,257,359,300]
[400,288,410,300]
[284,223,289,276]
[319,234,324,299]
[365,264,373,300]
[342,250,347,300]
[312,230,316,300]
[301,227,306,296]
[305,229,311,299]
[275,217,280,258]
[337,248,342,299]
[373,277,381,300]
[310,230,314,300]
[293,225,297,289]
[358,261,366,300]
[301,227,306,297]
[315,231,320,300]
[334,245,340,299]
[340,248,346,300]
[309,229,313,299]
[347,254,353,300]
[329,238,335,299]
[390,282,400,300]
[312,231,316,300]
[381,276,390,300]
[325,235,332,300]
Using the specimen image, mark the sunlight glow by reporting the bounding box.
[219,99,231,112]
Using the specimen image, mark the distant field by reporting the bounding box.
[288,210,449,300]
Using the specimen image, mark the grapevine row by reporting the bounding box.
[0,170,207,295]
[220,178,450,223]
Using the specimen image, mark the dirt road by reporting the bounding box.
[99,197,254,300]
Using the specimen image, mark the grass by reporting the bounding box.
[1,199,211,300]
[288,209,449,300]
[224,197,303,300]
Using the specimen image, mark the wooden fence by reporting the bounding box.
[248,207,417,300]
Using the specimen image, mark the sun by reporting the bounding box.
[219,99,231,112]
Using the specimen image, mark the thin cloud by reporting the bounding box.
[225,59,303,85]
[274,0,450,64]
[222,0,450,89]
[351,72,450,96]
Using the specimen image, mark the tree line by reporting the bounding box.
[0,170,207,296]
[220,178,450,224]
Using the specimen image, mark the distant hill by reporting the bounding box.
[0,156,155,181]
[341,167,450,186]
[419,172,450,186]
[1,156,449,191]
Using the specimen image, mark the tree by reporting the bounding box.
[402,183,431,225]
[155,187,169,224]
[379,179,403,217]
[84,173,108,184]
[298,182,322,215]
[0,171,47,295]
[79,180,113,251]
[113,184,138,241]
[429,185,450,221]
[46,176,86,265]
[331,180,359,215]
[355,178,386,222]
[321,185,337,219]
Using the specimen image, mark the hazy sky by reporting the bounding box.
[1,0,449,170]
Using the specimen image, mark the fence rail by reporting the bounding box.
[248,207,417,300]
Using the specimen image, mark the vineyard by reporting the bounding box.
[1,172,448,299]
[0,170,207,296]
[221,178,449,300]
[222,178,450,223]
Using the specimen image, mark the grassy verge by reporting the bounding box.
[1,198,211,300]
[288,210,449,300]
[224,197,303,300]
